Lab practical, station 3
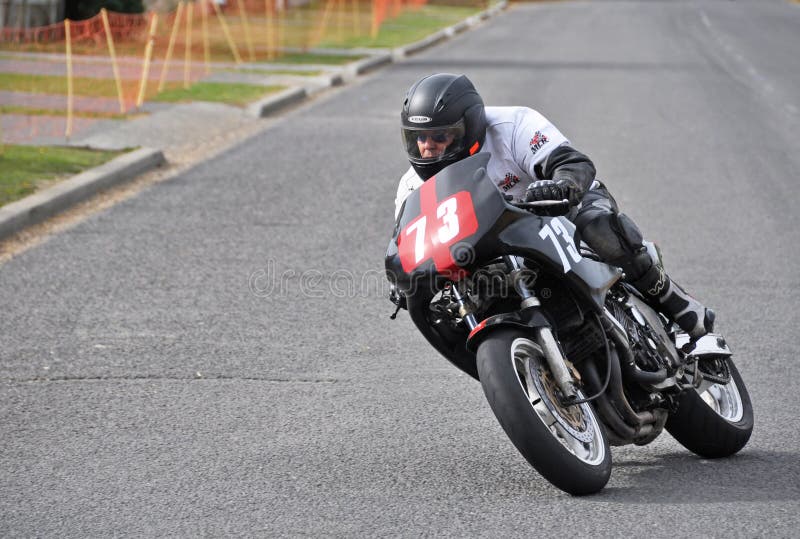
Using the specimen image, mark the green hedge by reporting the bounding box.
[66,0,145,21]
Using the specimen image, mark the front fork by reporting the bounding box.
[450,255,578,400]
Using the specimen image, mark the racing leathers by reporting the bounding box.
[393,106,713,340]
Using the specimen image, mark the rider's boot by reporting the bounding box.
[630,257,715,340]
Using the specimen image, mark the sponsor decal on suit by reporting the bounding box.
[499,173,520,192]
[648,265,667,296]
[530,130,549,155]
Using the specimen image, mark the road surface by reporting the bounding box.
[2,0,799,535]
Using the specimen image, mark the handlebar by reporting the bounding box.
[510,199,570,209]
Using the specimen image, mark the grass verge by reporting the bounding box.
[0,72,181,98]
[0,73,283,106]
[0,105,131,119]
[270,52,367,65]
[319,5,484,48]
[0,42,366,65]
[219,67,323,76]
[150,82,284,106]
[0,145,125,207]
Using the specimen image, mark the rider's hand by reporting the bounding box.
[524,180,581,216]
[524,179,580,205]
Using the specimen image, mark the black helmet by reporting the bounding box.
[401,73,486,180]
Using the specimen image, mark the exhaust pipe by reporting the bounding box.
[581,345,657,443]
[581,359,636,443]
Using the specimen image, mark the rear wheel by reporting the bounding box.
[476,329,611,495]
[666,356,753,458]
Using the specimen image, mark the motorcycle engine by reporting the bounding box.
[607,296,677,374]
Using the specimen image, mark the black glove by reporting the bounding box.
[524,179,581,206]
[523,180,581,217]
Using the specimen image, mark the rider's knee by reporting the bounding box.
[577,211,653,280]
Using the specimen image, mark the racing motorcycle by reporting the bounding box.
[385,153,753,495]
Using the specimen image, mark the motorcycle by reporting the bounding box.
[385,153,753,495]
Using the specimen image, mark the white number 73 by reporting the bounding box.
[405,196,461,264]
[539,220,582,273]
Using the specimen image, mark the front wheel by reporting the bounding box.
[666,356,753,458]
[476,329,611,495]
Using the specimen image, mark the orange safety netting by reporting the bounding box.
[1,0,503,143]
[1,10,148,45]
[0,0,416,49]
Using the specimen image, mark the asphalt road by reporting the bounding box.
[2,0,800,535]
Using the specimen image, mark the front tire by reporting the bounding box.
[666,356,753,458]
[476,329,611,495]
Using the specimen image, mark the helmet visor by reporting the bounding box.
[401,119,466,165]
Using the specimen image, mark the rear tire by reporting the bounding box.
[476,328,611,495]
[666,357,753,458]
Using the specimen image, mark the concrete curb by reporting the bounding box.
[488,1,507,17]
[444,21,469,37]
[0,147,165,241]
[306,72,345,96]
[393,1,507,59]
[247,87,308,117]
[323,72,345,87]
[346,53,393,78]
[394,30,449,60]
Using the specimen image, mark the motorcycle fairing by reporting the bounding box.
[493,216,622,309]
[386,153,507,291]
[385,154,623,380]
[406,293,479,379]
[386,153,621,311]
[385,153,622,379]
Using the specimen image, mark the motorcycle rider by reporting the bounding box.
[393,73,714,340]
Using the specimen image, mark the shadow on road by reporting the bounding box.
[598,449,800,504]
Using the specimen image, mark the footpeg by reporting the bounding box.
[675,332,732,357]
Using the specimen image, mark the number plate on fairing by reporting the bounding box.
[398,188,479,279]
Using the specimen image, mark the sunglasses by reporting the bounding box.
[416,132,450,143]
